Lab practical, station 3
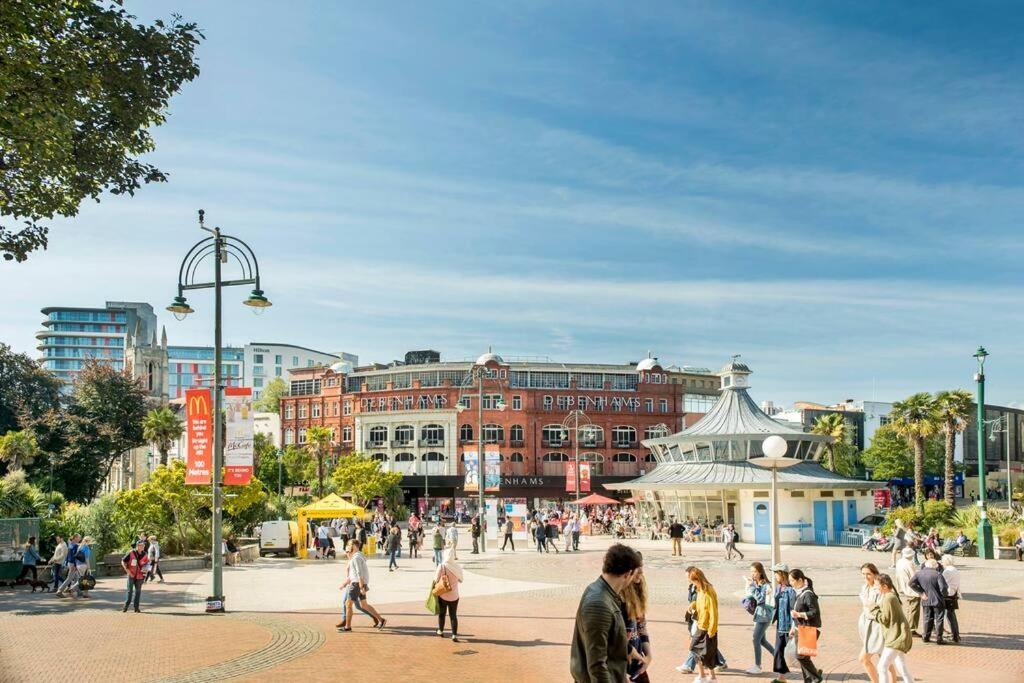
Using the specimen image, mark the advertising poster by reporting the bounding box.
[564,461,579,493]
[504,501,530,539]
[484,499,500,540]
[579,461,592,492]
[185,389,212,485]
[484,448,501,492]
[224,387,254,485]
[463,451,479,492]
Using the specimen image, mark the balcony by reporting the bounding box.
[509,439,525,448]
[579,440,605,449]
[483,438,505,446]
[613,441,637,449]
[364,441,388,450]
[419,439,445,448]
[391,439,414,448]
[542,440,567,448]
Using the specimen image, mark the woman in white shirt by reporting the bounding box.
[940,555,961,643]
[858,562,895,683]
[146,536,164,583]
[434,547,464,642]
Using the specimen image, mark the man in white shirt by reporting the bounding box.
[893,547,922,636]
[340,540,385,630]
[445,523,459,560]
[940,554,961,643]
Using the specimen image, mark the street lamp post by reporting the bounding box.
[750,435,800,591]
[983,415,1012,510]
[560,410,596,499]
[974,347,994,560]
[167,210,271,612]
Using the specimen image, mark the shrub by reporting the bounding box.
[998,525,1022,547]
[883,501,954,534]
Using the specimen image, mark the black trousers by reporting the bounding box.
[946,607,959,639]
[501,533,514,550]
[16,565,37,582]
[923,604,946,641]
[796,629,822,682]
[438,597,459,634]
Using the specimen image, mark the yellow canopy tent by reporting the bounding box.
[296,494,369,559]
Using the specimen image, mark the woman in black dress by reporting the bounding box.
[789,569,823,683]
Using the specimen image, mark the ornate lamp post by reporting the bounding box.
[974,347,994,560]
[560,410,597,499]
[750,435,800,589]
[167,210,271,612]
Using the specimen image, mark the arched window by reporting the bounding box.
[579,425,603,446]
[542,424,566,445]
[644,425,668,440]
[371,453,388,462]
[421,424,444,444]
[644,453,657,463]
[284,428,294,445]
[579,452,604,475]
[510,452,524,462]
[482,424,504,443]
[369,426,388,445]
[422,452,445,461]
[460,424,473,443]
[542,452,569,462]
[613,453,637,462]
[394,425,414,445]
[394,452,415,462]
[510,424,525,443]
[612,426,637,446]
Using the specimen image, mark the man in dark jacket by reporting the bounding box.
[570,544,643,683]
[668,517,684,556]
[471,516,481,554]
[910,558,948,644]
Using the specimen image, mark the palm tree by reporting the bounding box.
[890,392,939,513]
[142,407,184,467]
[811,413,848,472]
[933,389,973,507]
[0,430,40,471]
[306,426,334,497]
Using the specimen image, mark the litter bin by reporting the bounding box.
[363,535,376,556]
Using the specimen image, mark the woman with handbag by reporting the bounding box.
[745,562,776,674]
[788,569,823,683]
[871,575,915,683]
[858,563,896,683]
[685,566,720,683]
[433,547,464,642]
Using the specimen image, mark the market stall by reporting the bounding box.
[296,494,369,559]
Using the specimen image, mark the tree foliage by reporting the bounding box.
[933,389,973,506]
[253,378,287,413]
[890,392,939,513]
[811,412,848,473]
[0,470,46,518]
[0,343,62,435]
[0,0,203,261]
[254,433,290,492]
[306,426,333,498]
[862,424,946,481]
[142,406,183,466]
[330,453,402,507]
[0,429,40,471]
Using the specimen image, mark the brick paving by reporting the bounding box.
[0,536,1021,682]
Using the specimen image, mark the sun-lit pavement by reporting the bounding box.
[1,533,1022,682]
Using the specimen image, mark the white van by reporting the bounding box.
[259,520,299,557]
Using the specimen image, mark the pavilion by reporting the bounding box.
[606,359,876,544]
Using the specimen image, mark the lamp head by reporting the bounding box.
[974,346,988,368]
[762,435,788,459]
[166,296,194,321]
[243,289,272,313]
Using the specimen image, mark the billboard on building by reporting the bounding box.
[463,451,479,492]
[224,387,254,485]
[484,448,501,492]
[185,389,212,485]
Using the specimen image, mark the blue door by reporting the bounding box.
[832,500,844,543]
[754,502,770,544]
[847,500,858,526]
[813,501,828,545]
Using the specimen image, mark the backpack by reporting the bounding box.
[741,596,757,615]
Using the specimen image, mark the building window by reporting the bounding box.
[512,395,522,410]
[395,425,414,445]
[254,354,263,364]
[579,426,603,446]
[333,402,339,417]
[644,399,653,413]
[482,394,503,409]
[254,377,264,388]
[460,424,473,443]
[311,403,321,418]
[342,426,352,442]
[369,426,388,445]
[298,404,308,419]
[421,424,444,445]
[659,399,668,413]
[482,424,504,443]
[292,356,299,366]
[343,401,352,416]
[298,428,307,444]
[284,428,294,445]
[613,453,637,462]
[510,424,524,443]
[542,424,566,445]
[644,425,668,440]
[879,416,892,426]
[275,367,282,377]
[274,354,282,364]
[371,453,387,462]
[510,452,524,462]
[612,426,637,447]
[308,360,314,367]
[394,452,414,462]
[543,395,553,410]
[644,453,657,463]
[284,404,294,419]
[542,452,568,461]
[422,452,445,462]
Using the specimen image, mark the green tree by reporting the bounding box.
[254,433,289,493]
[863,424,947,482]
[282,445,313,489]
[330,453,402,507]
[253,378,287,413]
[0,470,45,518]
[933,389,973,506]
[306,426,333,498]
[142,407,183,466]
[0,0,203,262]
[811,413,848,472]
[0,429,40,471]
[0,343,62,435]
[891,392,940,513]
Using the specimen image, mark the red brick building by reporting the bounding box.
[280,351,711,513]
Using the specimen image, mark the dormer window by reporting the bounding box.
[723,376,732,388]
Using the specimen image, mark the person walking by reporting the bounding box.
[535,518,547,553]
[146,535,164,583]
[121,539,150,613]
[622,559,653,682]
[545,516,561,553]
[48,535,68,592]
[939,554,961,643]
[501,517,515,551]
[724,524,744,560]
[676,577,729,675]
[432,526,444,565]
[445,522,459,560]
[339,540,386,631]
[669,517,684,556]
[470,516,481,554]
[386,525,401,571]
[570,543,643,683]
[572,514,582,551]
[769,563,797,682]
[909,557,947,644]
[686,566,720,683]
[407,523,420,559]
[789,569,823,683]
[15,536,41,584]
[890,520,907,568]
[871,575,915,683]
[893,548,921,637]
[56,534,81,597]
[433,547,464,642]
[745,562,775,674]
[564,515,574,553]
[858,563,895,683]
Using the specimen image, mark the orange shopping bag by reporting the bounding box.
[797,625,819,657]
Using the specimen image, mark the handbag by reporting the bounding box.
[78,573,97,591]
[432,567,451,597]
[797,625,819,657]
[425,588,439,615]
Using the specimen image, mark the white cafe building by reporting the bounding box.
[607,360,876,545]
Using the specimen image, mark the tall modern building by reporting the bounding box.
[37,302,158,389]
[244,343,349,400]
[166,346,245,399]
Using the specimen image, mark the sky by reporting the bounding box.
[4,1,1024,407]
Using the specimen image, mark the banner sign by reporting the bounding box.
[579,462,592,492]
[484,448,501,492]
[185,389,212,485]
[564,461,578,493]
[873,489,891,509]
[563,461,592,493]
[224,387,254,485]
[463,451,479,492]
[504,502,530,539]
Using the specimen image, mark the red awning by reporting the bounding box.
[571,493,620,506]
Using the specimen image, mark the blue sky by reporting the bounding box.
[4,1,1023,406]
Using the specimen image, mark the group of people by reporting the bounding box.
[864,520,970,565]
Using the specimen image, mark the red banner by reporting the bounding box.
[579,462,592,492]
[185,389,212,485]
[873,488,891,509]
[564,461,577,492]
[564,461,593,493]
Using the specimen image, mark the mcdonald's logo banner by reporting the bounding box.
[224,387,254,486]
[185,389,213,485]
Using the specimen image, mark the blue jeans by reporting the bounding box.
[341,585,374,622]
[752,620,775,667]
[388,549,398,569]
[433,548,443,565]
[124,577,143,611]
[52,564,63,591]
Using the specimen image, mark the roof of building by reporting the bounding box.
[246,343,339,358]
[475,351,504,365]
[680,382,808,438]
[605,460,874,490]
[636,357,660,371]
[719,358,752,374]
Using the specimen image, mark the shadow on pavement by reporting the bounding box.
[0,578,190,616]
[958,633,1024,651]
[965,592,1018,603]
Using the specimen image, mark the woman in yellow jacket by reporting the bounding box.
[686,566,720,683]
